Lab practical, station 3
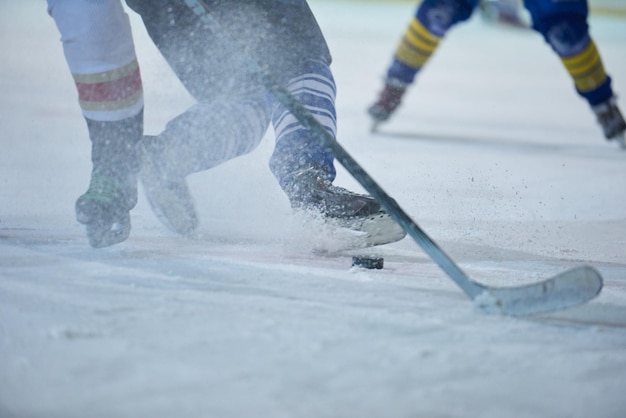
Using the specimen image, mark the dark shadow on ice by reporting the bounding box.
[375,130,623,159]
[530,302,626,328]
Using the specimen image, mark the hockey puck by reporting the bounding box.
[352,256,384,270]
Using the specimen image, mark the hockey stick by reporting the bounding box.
[181,0,602,316]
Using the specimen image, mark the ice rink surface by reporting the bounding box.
[1,1,626,417]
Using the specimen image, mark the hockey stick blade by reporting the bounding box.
[474,265,603,316]
[182,0,604,315]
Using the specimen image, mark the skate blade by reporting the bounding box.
[339,211,407,248]
[85,213,131,248]
[310,211,407,254]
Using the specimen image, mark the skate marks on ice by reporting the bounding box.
[0,225,494,320]
[0,227,472,336]
[2,227,625,327]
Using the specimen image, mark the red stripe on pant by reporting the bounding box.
[76,68,142,103]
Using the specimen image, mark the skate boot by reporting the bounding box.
[75,171,137,248]
[283,167,406,248]
[76,113,142,248]
[368,78,408,131]
[592,97,626,148]
[140,135,198,235]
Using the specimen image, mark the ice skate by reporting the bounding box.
[140,135,198,236]
[75,113,142,248]
[368,78,408,132]
[283,167,406,248]
[75,171,137,248]
[592,97,626,149]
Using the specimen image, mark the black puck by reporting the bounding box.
[352,256,384,270]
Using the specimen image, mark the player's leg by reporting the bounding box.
[525,0,625,144]
[47,0,144,247]
[250,1,404,245]
[368,0,480,127]
[125,0,272,234]
[269,60,376,217]
[268,58,406,246]
[262,2,376,219]
[139,97,270,235]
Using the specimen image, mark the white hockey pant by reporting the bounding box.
[47,0,143,122]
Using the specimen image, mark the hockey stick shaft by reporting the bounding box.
[181,0,483,299]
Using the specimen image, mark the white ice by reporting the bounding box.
[1,1,626,417]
